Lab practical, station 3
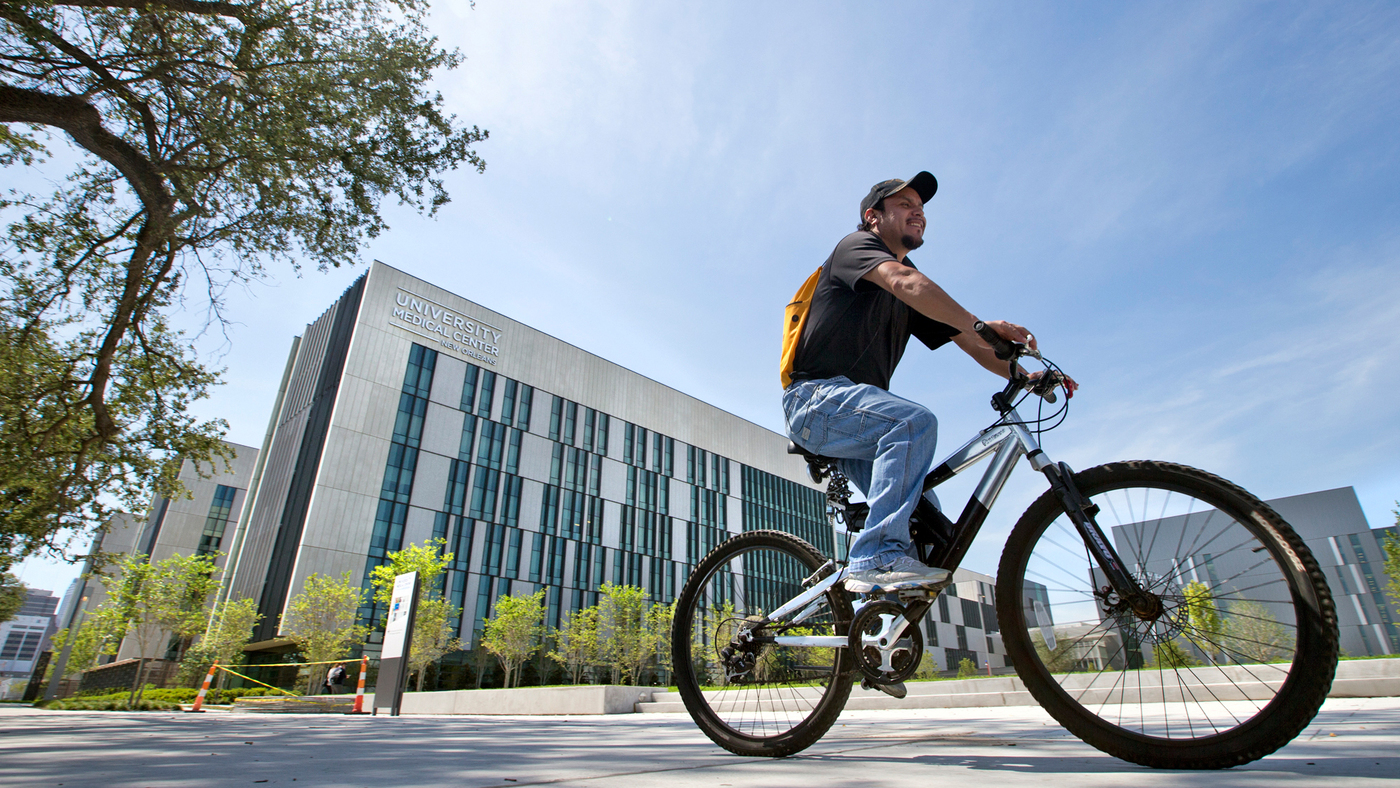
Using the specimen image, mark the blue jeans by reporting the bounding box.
[782,377,938,571]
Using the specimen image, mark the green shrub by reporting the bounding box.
[43,685,283,708]
[35,697,182,711]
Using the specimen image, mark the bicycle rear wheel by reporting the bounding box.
[672,530,853,757]
[996,461,1337,769]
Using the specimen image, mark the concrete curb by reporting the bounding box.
[637,657,1400,713]
[378,685,655,715]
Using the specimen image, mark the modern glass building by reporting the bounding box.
[221,261,829,656]
[1109,486,1400,660]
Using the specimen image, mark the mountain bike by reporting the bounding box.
[671,323,1338,769]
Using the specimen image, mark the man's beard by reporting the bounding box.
[901,233,924,251]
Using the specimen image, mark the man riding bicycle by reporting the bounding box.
[782,171,1077,595]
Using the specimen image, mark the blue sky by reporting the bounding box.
[16,1,1400,594]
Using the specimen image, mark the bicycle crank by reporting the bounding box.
[849,601,923,685]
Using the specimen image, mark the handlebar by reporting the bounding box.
[973,321,1017,360]
[975,320,1060,404]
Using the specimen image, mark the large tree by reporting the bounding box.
[0,571,23,623]
[0,0,486,570]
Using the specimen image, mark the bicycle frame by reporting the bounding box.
[764,403,1051,649]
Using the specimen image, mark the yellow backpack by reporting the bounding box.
[779,267,823,388]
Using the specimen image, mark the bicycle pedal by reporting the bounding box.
[895,586,946,602]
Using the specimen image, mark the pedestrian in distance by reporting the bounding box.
[326,663,347,695]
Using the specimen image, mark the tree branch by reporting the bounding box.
[53,0,248,19]
[0,84,172,218]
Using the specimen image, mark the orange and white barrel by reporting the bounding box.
[190,662,219,713]
[350,656,368,714]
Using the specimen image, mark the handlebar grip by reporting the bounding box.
[973,321,1017,361]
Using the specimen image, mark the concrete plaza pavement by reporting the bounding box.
[2,698,1397,788]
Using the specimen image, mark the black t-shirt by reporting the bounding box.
[790,231,960,390]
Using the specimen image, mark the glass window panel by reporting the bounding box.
[477,370,496,418]
[460,364,479,412]
[517,386,533,431]
[501,379,517,427]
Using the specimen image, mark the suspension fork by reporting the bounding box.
[1041,462,1162,620]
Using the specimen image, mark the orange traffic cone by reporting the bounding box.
[350,656,368,714]
[190,662,218,713]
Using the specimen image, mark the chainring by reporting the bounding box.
[849,601,923,684]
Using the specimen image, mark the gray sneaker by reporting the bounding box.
[845,555,951,593]
[861,677,907,699]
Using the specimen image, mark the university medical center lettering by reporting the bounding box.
[390,288,504,365]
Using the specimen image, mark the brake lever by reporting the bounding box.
[1028,371,1060,404]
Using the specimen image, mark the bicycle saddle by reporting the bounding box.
[788,440,836,483]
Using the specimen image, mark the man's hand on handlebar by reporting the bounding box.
[972,320,1080,400]
[982,319,1037,352]
[1028,369,1079,400]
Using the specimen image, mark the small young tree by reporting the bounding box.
[369,539,461,690]
[1183,580,1224,663]
[1222,601,1291,664]
[1030,629,1078,674]
[550,606,600,685]
[281,572,368,695]
[956,657,978,679]
[179,597,262,687]
[405,596,463,691]
[689,600,738,687]
[1382,508,1400,623]
[99,552,221,704]
[1151,639,1198,669]
[648,601,676,686]
[481,590,546,689]
[47,601,130,682]
[597,584,653,685]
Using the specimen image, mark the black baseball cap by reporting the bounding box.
[860,172,938,218]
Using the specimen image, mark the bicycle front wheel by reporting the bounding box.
[672,530,854,757]
[996,461,1337,769]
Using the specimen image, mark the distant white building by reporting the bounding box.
[0,589,59,678]
[918,568,1006,673]
[60,443,260,665]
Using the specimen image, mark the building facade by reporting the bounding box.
[222,262,828,653]
[58,444,260,665]
[923,568,1006,672]
[1266,487,1400,657]
[1108,486,1399,661]
[0,589,59,681]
